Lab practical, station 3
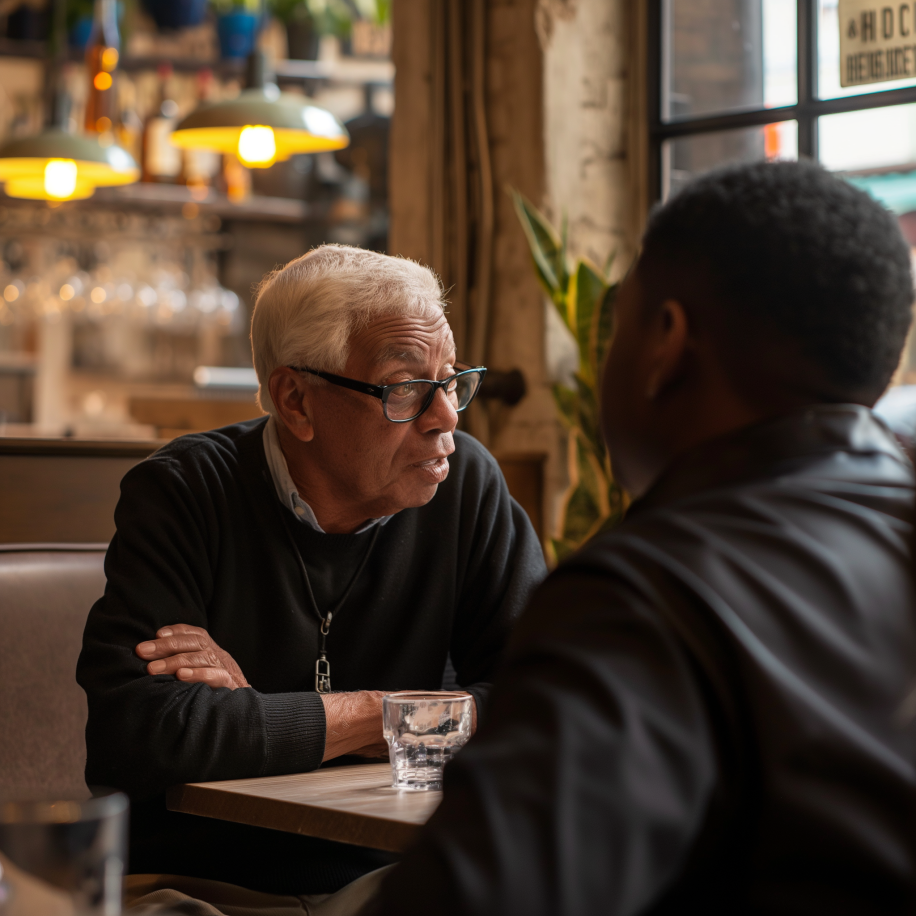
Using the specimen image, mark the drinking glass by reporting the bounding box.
[382,691,472,791]
[0,793,128,915]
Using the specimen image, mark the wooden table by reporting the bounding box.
[166,763,441,853]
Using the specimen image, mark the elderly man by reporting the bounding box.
[362,162,916,915]
[76,245,546,895]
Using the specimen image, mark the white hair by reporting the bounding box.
[251,245,445,415]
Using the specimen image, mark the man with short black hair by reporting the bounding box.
[366,161,916,915]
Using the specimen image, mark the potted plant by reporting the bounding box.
[142,0,209,31]
[210,0,261,59]
[512,189,628,564]
[66,0,96,49]
[268,0,318,60]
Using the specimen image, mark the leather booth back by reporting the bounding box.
[0,545,106,800]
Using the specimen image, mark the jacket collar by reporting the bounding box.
[628,404,911,519]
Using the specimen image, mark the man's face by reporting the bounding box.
[600,269,661,497]
[306,305,459,517]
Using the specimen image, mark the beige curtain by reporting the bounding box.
[390,0,496,441]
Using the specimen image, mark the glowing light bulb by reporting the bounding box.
[44,160,78,199]
[94,72,113,91]
[237,126,276,167]
[4,284,19,302]
[101,47,119,70]
[59,284,75,301]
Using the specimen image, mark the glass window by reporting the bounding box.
[663,121,798,196]
[651,0,916,203]
[663,0,798,122]
[818,0,916,98]
[819,104,916,170]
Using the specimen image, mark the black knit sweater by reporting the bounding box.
[76,419,545,893]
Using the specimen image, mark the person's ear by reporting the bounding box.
[268,367,315,443]
[644,299,690,401]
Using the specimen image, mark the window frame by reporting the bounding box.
[647,0,916,203]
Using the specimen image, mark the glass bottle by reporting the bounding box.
[141,63,182,183]
[84,0,120,136]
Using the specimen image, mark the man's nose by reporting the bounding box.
[416,385,458,433]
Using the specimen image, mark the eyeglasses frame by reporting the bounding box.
[287,363,488,423]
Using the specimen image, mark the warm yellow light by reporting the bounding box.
[94,72,113,91]
[101,47,119,71]
[4,284,19,302]
[90,286,106,303]
[237,126,276,167]
[44,159,78,199]
[59,283,75,301]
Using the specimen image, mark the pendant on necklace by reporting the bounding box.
[316,656,331,693]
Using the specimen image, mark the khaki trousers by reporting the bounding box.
[123,867,392,916]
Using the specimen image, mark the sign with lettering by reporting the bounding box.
[839,0,916,86]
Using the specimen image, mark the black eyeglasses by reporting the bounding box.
[289,362,487,423]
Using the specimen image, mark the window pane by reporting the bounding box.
[662,121,798,197]
[663,0,797,122]
[818,0,916,98]
[818,104,916,170]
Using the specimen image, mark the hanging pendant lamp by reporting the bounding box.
[170,51,349,168]
[0,0,139,204]
[0,124,139,201]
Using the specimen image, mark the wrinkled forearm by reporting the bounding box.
[321,690,386,761]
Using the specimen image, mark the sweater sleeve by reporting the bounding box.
[76,451,326,800]
[448,439,548,715]
[371,561,718,916]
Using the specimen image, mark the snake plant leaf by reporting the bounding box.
[509,188,568,313]
[551,383,579,430]
[511,188,626,562]
[572,374,604,462]
[568,260,608,383]
[593,282,617,377]
[603,250,616,281]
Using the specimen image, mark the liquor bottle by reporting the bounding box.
[84,0,120,136]
[182,69,221,197]
[141,64,182,183]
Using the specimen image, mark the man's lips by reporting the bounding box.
[412,455,451,482]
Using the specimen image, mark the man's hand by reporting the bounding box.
[322,691,388,762]
[135,624,250,690]
[320,691,478,763]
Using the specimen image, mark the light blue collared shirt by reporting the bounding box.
[262,415,392,534]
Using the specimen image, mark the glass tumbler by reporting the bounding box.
[0,792,128,916]
[382,691,473,791]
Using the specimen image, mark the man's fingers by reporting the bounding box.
[136,633,210,660]
[146,650,221,675]
[174,667,238,690]
[157,624,208,639]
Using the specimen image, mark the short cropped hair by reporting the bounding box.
[251,245,445,415]
[639,160,914,404]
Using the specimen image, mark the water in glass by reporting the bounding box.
[383,691,472,791]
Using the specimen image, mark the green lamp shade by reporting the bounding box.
[0,128,139,200]
[170,88,350,165]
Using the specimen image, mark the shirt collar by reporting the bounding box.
[262,414,393,534]
[628,403,912,519]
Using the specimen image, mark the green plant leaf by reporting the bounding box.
[593,282,617,378]
[551,384,579,430]
[572,374,604,463]
[603,250,616,282]
[567,260,608,383]
[509,187,567,310]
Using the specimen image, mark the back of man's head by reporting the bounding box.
[639,160,914,406]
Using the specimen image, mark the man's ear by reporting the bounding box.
[644,298,690,401]
[268,368,316,443]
